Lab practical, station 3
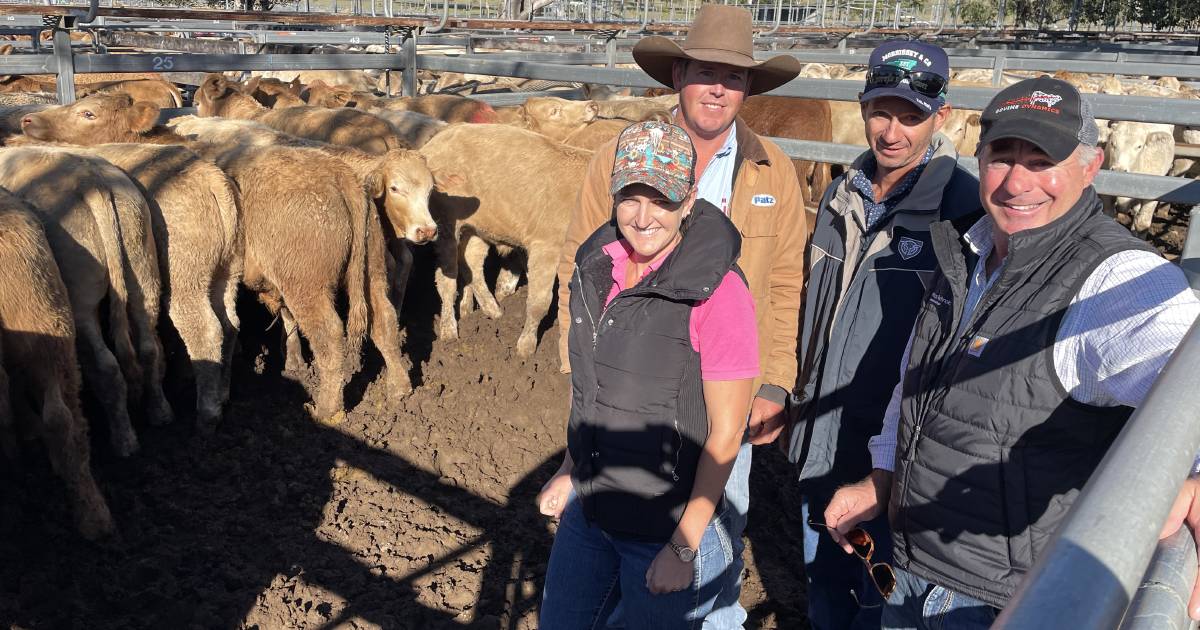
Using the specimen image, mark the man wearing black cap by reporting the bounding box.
[787,40,978,630]
[823,77,1199,627]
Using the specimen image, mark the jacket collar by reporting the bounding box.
[733,117,771,165]
[833,132,961,218]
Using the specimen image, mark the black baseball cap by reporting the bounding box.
[977,77,1099,162]
[859,41,950,115]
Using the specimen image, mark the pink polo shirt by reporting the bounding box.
[602,239,759,381]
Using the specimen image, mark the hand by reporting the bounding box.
[1160,476,1200,620]
[646,545,694,595]
[536,469,573,520]
[746,395,786,446]
[823,470,891,554]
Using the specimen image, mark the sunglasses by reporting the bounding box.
[809,520,897,599]
[866,64,948,100]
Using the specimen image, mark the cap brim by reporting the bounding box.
[859,86,940,115]
[632,36,801,96]
[611,167,691,204]
[977,117,1079,162]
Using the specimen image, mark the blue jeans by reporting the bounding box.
[702,441,751,629]
[800,490,890,630]
[541,498,735,630]
[882,567,1000,630]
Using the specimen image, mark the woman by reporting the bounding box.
[537,121,759,628]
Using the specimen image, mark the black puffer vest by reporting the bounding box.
[567,200,743,541]
[891,189,1154,607]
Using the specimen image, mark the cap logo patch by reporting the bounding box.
[898,236,923,260]
[1029,91,1063,108]
[880,48,933,67]
[993,92,1063,116]
[889,58,919,71]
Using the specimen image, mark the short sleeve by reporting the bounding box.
[690,271,760,381]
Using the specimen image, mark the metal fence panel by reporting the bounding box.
[1118,529,1200,630]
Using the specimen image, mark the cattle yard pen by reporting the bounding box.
[1,3,1199,627]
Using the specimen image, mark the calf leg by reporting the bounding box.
[0,358,16,466]
[433,227,461,342]
[212,258,242,409]
[495,245,523,302]
[462,234,503,319]
[168,287,226,431]
[368,219,413,400]
[516,245,558,358]
[75,316,138,457]
[1133,199,1158,234]
[386,240,414,313]
[127,296,173,426]
[39,383,115,540]
[284,292,347,423]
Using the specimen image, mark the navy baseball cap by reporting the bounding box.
[859,41,950,115]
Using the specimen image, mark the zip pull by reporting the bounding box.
[905,424,923,462]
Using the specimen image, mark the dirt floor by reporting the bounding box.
[0,250,808,630]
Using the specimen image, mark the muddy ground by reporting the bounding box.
[0,249,808,630]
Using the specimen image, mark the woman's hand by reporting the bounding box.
[536,469,573,519]
[646,545,695,594]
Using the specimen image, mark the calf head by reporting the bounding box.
[1105,122,1175,211]
[21,93,157,144]
[195,73,264,118]
[519,97,599,141]
[305,79,355,108]
[366,149,438,245]
[245,76,304,109]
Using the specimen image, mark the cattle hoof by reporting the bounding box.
[516,333,537,358]
[319,410,347,426]
[77,506,117,541]
[439,320,459,342]
[480,302,503,320]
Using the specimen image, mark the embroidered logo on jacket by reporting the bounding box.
[928,293,951,307]
[751,194,776,207]
[967,335,990,357]
[898,237,924,260]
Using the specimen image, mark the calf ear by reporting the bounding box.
[242,76,261,94]
[430,168,465,192]
[129,101,159,133]
[288,77,303,96]
[200,75,228,101]
[364,171,385,199]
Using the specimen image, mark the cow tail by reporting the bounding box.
[341,180,370,361]
[84,184,139,389]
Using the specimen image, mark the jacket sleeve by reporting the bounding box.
[761,148,809,394]
[556,146,615,373]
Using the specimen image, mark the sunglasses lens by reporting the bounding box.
[909,73,947,98]
[845,529,874,559]
[867,65,904,89]
[872,564,897,598]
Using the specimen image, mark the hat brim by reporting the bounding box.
[859,86,942,115]
[611,167,692,204]
[632,35,801,96]
[976,117,1079,163]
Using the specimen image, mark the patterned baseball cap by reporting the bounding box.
[610,121,696,204]
[978,77,1099,162]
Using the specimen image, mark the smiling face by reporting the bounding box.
[672,60,748,141]
[861,95,948,174]
[979,138,1100,243]
[614,183,695,263]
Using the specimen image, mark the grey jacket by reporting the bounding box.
[788,133,981,486]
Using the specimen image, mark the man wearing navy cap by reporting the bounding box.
[824,77,1199,628]
[786,40,980,629]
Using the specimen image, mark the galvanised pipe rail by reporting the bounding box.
[414,55,1200,126]
[994,316,1200,629]
[1117,529,1199,630]
[1182,205,1200,291]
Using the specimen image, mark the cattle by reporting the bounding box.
[365,109,446,148]
[240,76,305,109]
[76,79,183,109]
[252,70,379,94]
[563,119,630,150]
[0,190,115,539]
[420,124,593,356]
[1105,121,1176,233]
[21,105,244,429]
[737,95,834,207]
[303,80,384,110]
[24,92,411,419]
[511,96,599,141]
[0,147,170,456]
[591,97,672,123]
[195,74,403,154]
[373,93,499,124]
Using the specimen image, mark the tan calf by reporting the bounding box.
[0,147,171,456]
[195,74,403,154]
[0,191,114,539]
[373,94,499,124]
[76,79,183,109]
[420,124,593,356]
[512,96,599,141]
[563,119,630,151]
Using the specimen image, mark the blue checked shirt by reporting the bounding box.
[850,145,935,231]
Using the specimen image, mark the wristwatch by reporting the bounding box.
[668,540,697,563]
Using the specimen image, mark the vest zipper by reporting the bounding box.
[574,265,600,348]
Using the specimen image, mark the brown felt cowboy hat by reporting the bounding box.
[632,4,801,96]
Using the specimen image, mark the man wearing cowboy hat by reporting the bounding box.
[553,4,808,626]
